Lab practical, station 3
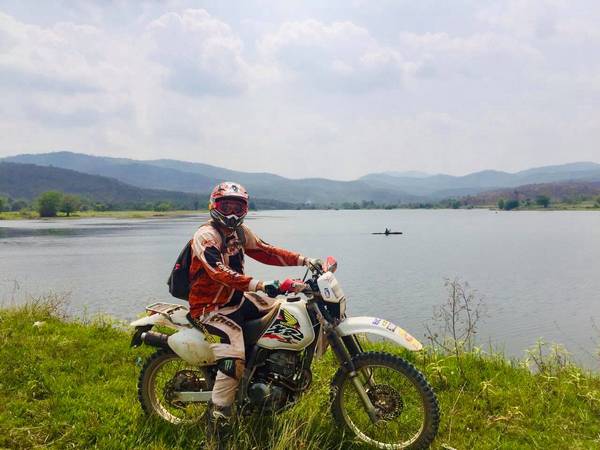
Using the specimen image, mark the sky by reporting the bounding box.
[1,0,599,180]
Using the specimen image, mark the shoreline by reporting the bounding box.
[1,205,599,221]
[0,210,208,221]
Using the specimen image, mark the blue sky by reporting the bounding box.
[1,1,599,179]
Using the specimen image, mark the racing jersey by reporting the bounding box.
[189,222,305,318]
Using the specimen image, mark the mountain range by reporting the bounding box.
[2,151,600,205]
[0,162,296,210]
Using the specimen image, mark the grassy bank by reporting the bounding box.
[0,210,206,220]
[1,301,600,449]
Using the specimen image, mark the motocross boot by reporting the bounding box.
[205,403,233,449]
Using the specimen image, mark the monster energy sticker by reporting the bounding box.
[262,309,304,344]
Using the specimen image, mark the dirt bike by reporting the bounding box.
[130,257,440,449]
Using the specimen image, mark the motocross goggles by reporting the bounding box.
[215,198,248,216]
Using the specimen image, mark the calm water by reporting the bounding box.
[2,210,600,366]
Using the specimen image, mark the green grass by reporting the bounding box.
[0,210,206,221]
[1,300,600,449]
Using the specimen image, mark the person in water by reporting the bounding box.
[187,182,319,427]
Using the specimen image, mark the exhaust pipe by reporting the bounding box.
[141,331,170,349]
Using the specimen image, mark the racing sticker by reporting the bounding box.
[372,318,417,343]
[262,309,304,344]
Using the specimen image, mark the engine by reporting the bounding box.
[247,350,307,412]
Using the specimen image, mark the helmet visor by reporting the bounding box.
[215,198,248,216]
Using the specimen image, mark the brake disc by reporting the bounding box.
[368,384,404,421]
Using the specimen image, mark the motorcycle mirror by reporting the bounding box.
[323,256,338,273]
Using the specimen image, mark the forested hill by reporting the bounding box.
[0,162,297,210]
[5,151,600,203]
[2,151,420,204]
[0,162,205,209]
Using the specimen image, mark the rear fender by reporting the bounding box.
[335,317,423,351]
[130,314,170,328]
[129,313,188,329]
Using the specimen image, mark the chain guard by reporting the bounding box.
[164,370,208,409]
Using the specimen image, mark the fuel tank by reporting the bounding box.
[257,300,315,350]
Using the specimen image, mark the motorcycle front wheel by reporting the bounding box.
[331,352,439,449]
[138,349,212,424]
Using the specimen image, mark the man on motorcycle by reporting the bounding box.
[189,182,317,425]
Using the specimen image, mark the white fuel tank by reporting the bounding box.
[168,327,215,366]
[257,300,315,350]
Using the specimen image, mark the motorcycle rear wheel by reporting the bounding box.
[138,349,211,424]
[331,352,439,449]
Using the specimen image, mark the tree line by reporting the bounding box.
[0,192,184,217]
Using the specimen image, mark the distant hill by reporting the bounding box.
[2,152,419,204]
[3,152,600,204]
[462,180,600,206]
[0,162,204,208]
[360,162,600,199]
[0,162,296,210]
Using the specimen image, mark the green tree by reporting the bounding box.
[497,199,505,210]
[154,201,173,212]
[60,194,81,217]
[536,195,551,208]
[0,196,8,212]
[595,196,600,208]
[36,191,63,217]
[504,199,520,210]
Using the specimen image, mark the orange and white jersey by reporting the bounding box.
[188,222,305,318]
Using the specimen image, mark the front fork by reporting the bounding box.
[328,329,379,423]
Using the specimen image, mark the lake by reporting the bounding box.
[1,209,599,366]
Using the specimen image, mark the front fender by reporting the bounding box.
[336,317,423,351]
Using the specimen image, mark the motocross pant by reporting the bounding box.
[195,292,277,408]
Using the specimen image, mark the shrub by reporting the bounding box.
[11,199,28,211]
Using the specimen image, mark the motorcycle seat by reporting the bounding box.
[243,306,279,345]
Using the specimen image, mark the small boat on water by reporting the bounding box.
[372,228,403,235]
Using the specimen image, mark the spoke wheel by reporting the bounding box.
[331,352,439,449]
[138,350,212,424]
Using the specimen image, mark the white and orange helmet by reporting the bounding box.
[208,182,249,229]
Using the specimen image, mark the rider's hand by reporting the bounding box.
[258,280,281,298]
[280,278,307,294]
[304,257,323,272]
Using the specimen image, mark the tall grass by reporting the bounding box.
[1,299,600,449]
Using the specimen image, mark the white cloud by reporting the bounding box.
[1,2,600,178]
[145,9,253,96]
[259,19,417,92]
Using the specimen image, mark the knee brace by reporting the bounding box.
[216,358,245,380]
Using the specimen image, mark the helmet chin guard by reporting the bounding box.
[209,208,245,229]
